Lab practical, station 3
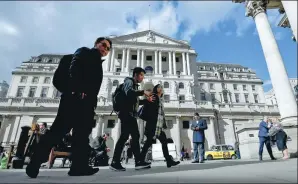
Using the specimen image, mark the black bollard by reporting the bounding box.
[12,126,31,169]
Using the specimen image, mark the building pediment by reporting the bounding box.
[110,30,190,47]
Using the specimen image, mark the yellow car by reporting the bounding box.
[205,144,237,160]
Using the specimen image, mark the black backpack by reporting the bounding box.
[53,54,74,93]
[111,83,125,115]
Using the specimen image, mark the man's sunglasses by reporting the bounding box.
[101,42,111,51]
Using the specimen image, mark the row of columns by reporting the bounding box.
[106,48,191,75]
[244,1,297,125]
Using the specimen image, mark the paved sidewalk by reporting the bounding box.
[0,158,296,183]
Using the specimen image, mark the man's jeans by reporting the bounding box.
[193,142,205,161]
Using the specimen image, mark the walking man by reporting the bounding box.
[110,67,153,171]
[191,113,207,163]
[258,117,276,161]
[26,37,112,178]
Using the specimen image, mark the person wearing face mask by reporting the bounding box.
[139,84,180,168]
[26,37,112,178]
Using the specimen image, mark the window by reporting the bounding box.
[178,82,184,89]
[211,93,216,103]
[244,94,249,103]
[54,90,62,98]
[200,93,206,101]
[107,120,115,128]
[249,134,254,137]
[176,71,181,76]
[40,87,49,98]
[243,85,247,91]
[162,70,167,74]
[211,145,221,151]
[223,92,228,103]
[162,56,167,62]
[221,83,226,89]
[222,145,229,151]
[16,87,24,97]
[164,82,169,88]
[164,94,170,103]
[254,94,259,103]
[117,54,122,59]
[113,80,119,86]
[131,55,137,60]
[36,58,41,63]
[175,57,179,62]
[28,87,37,97]
[182,121,190,129]
[146,56,152,61]
[179,95,185,103]
[235,94,240,103]
[238,75,242,79]
[252,85,256,91]
[233,84,238,90]
[199,83,205,89]
[47,59,53,63]
[32,77,39,84]
[20,76,27,83]
[44,77,51,84]
[209,83,214,90]
[116,68,121,73]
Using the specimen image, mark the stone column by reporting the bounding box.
[209,117,217,146]
[126,49,131,72]
[182,52,186,75]
[154,50,158,74]
[97,115,104,137]
[246,1,297,125]
[281,1,297,40]
[175,116,181,157]
[158,51,162,74]
[121,49,126,72]
[141,50,145,68]
[172,52,176,75]
[168,51,172,75]
[136,49,140,67]
[109,48,115,72]
[186,52,190,75]
[105,51,111,72]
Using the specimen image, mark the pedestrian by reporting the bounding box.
[258,117,276,161]
[191,112,208,163]
[139,84,180,168]
[268,122,289,160]
[39,122,48,135]
[26,37,112,178]
[234,141,241,159]
[110,67,153,171]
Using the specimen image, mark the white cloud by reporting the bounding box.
[0,20,19,36]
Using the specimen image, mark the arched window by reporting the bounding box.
[145,66,153,73]
[179,82,184,89]
[47,59,53,63]
[164,82,169,88]
[113,80,119,86]
[36,58,41,63]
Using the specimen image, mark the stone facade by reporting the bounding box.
[0,30,281,159]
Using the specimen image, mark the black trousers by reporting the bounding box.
[140,122,171,162]
[29,94,96,169]
[112,114,141,163]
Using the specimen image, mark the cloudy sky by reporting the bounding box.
[0,1,297,92]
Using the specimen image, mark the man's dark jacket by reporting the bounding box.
[69,47,104,103]
[120,77,146,117]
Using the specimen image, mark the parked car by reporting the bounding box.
[205,144,237,160]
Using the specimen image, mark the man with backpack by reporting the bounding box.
[26,37,112,178]
[110,67,153,171]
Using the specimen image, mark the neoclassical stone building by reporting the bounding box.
[0,30,281,159]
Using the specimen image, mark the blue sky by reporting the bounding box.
[0,1,296,92]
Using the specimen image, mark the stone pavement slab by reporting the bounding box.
[0,158,296,183]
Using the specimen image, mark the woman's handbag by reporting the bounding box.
[138,106,149,121]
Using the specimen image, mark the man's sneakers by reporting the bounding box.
[110,162,126,171]
[68,166,99,176]
[135,161,151,170]
[110,160,151,171]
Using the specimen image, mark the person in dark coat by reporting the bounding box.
[191,113,208,163]
[268,123,289,160]
[139,84,180,168]
[110,67,153,171]
[26,37,112,178]
[258,118,276,161]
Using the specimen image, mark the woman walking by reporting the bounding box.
[139,84,180,168]
[268,122,289,159]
